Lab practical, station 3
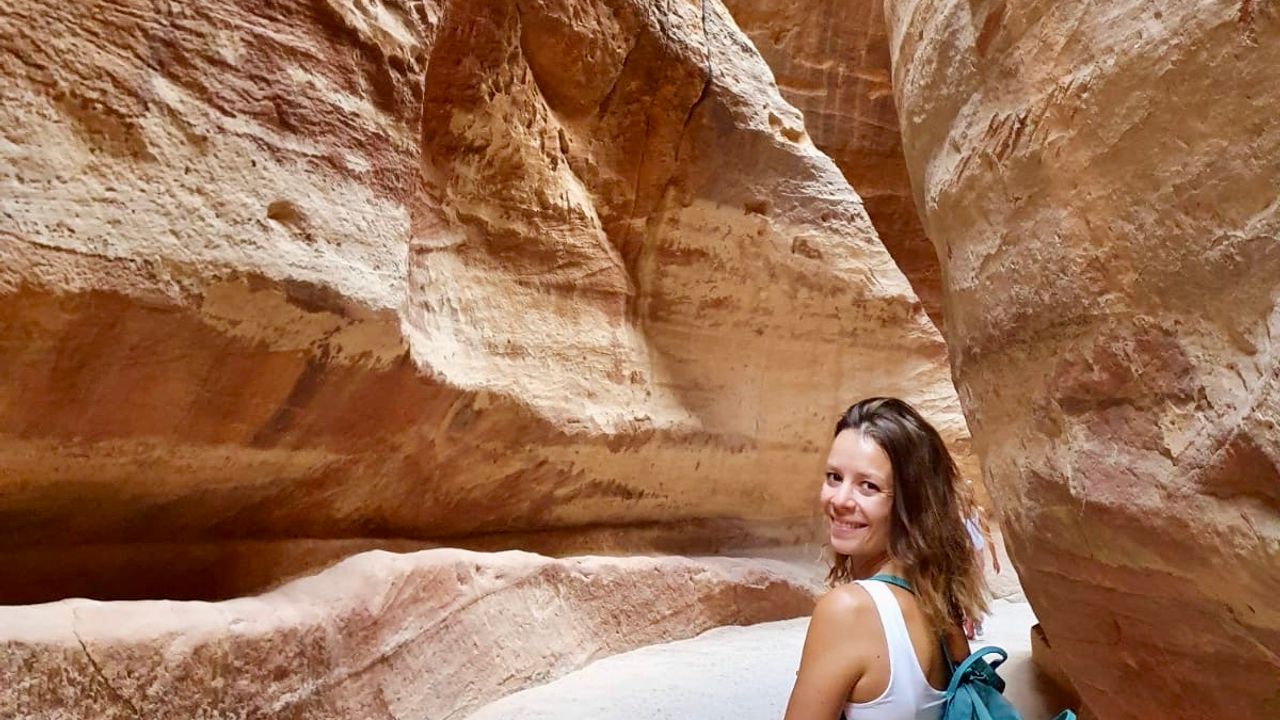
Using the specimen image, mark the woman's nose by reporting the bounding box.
[833,480,859,507]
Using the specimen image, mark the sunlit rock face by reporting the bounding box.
[0,550,817,719]
[722,0,943,327]
[886,2,1280,718]
[0,0,967,601]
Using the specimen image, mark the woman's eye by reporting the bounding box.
[859,481,880,493]
[825,472,841,485]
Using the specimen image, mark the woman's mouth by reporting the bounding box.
[830,518,867,534]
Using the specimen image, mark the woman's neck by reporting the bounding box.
[852,554,906,580]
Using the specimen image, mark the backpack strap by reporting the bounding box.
[962,684,997,720]
[944,646,1008,696]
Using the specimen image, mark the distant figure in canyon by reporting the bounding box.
[958,482,1001,639]
[783,397,987,720]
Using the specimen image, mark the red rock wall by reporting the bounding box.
[886,1,1280,717]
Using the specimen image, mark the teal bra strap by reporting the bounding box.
[865,573,957,673]
[865,573,913,593]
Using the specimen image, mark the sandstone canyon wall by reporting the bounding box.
[0,0,966,597]
[721,0,944,328]
[886,1,1280,718]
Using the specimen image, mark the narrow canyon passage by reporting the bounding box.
[2,0,967,716]
[4,0,1278,718]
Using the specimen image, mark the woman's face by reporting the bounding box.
[820,429,895,560]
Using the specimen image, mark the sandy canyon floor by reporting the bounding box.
[468,598,1069,720]
[469,535,1072,720]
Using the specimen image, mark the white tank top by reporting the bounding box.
[964,515,985,551]
[842,580,947,720]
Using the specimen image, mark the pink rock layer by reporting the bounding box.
[0,549,818,719]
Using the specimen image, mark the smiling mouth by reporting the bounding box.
[830,519,867,532]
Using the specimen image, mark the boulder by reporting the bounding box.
[1029,623,1079,709]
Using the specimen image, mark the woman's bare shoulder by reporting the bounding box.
[785,584,881,719]
[810,583,880,638]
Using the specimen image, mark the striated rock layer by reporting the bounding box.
[722,0,943,327]
[0,0,968,601]
[886,1,1280,718]
[0,549,817,719]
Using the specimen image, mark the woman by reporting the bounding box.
[961,499,1001,639]
[783,398,989,720]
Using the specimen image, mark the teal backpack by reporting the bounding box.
[865,575,1076,720]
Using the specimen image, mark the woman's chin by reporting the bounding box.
[829,535,862,556]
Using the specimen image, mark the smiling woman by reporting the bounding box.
[784,397,987,720]
[822,430,895,560]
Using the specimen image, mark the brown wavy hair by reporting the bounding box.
[824,397,988,630]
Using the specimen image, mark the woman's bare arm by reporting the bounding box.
[783,587,872,720]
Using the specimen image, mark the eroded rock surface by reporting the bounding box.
[886,2,1280,717]
[722,0,943,326]
[0,549,817,719]
[0,0,967,601]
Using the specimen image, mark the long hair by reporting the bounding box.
[825,397,988,630]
